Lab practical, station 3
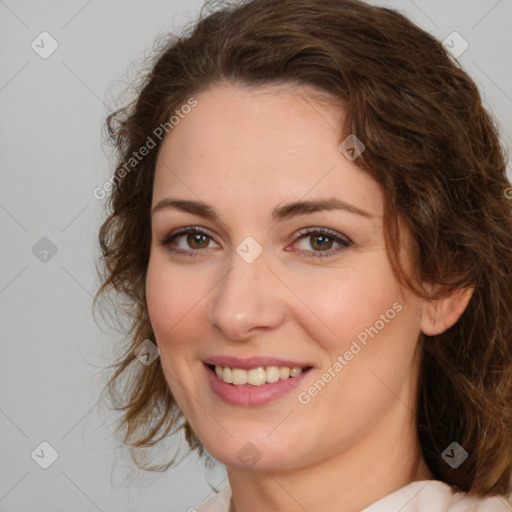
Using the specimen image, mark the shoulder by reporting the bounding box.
[193,480,511,512]
[195,484,232,512]
[363,480,512,512]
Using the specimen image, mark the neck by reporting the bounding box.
[225,402,433,512]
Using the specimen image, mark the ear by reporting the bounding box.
[420,286,474,336]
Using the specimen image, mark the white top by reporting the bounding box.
[195,480,512,512]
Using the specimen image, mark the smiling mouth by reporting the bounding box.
[206,363,313,387]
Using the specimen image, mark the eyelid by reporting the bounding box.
[159,225,352,258]
[290,226,352,258]
[159,225,219,247]
[294,226,352,245]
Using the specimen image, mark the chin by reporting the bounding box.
[201,433,308,472]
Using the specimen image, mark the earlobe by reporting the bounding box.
[420,286,474,336]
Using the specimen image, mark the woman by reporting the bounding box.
[95,0,512,510]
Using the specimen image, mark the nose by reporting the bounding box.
[208,247,287,341]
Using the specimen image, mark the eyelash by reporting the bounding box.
[159,226,352,259]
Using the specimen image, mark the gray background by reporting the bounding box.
[1,1,511,511]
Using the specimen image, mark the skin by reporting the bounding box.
[145,82,472,512]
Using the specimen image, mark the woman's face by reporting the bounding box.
[146,83,427,471]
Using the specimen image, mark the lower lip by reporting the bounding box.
[204,363,312,406]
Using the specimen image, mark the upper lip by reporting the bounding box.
[203,356,313,370]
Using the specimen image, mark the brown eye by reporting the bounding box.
[161,226,218,256]
[293,228,352,259]
[186,232,210,249]
[308,234,334,251]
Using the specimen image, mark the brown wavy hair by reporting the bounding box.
[94,0,512,497]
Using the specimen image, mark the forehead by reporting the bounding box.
[152,83,383,220]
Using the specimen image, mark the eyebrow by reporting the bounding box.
[151,197,375,222]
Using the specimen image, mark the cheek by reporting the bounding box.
[145,256,206,410]
[296,260,422,411]
[293,254,405,355]
[291,261,421,442]
[145,255,201,348]
[145,262,173,337]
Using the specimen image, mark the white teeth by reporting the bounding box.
[265,366,280,383]
[213,365,307,386]
[247,367,265,386]
[290,367,302,377]
[231,368,247,385]
[223,367,233,384]
[279,367,290,379]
